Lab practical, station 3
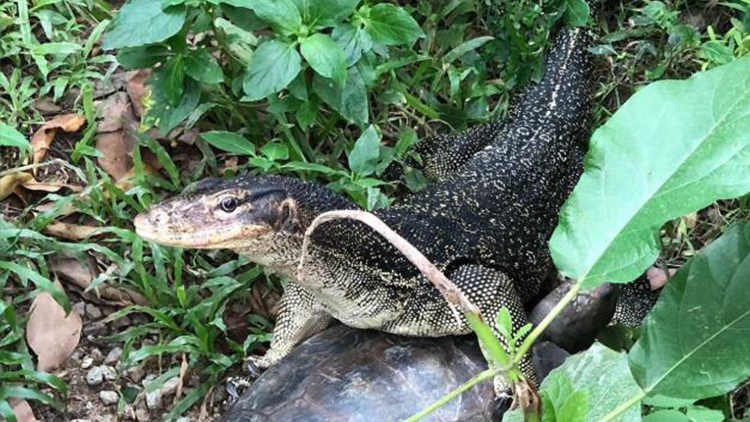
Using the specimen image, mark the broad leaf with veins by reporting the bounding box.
[550,57,750,289]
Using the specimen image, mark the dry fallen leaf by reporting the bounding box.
[43,221,101,241]
[30,113,86,173]
[115,164,157,191]
[8,398,39,422]
[0,172,33,201]
[126,69,152,118]
[21,179,83,193]
[51,257,149,306]
[26,281,82,372]
[97,92,135,133]
[96,131,136,180]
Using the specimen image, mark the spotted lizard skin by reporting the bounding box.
[136,28,595,395]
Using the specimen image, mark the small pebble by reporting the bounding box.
[72,302,86,318]
[81,356,94,370]
[145,389,162,410]
[100,390,119,405]
[86,304,102,319]
[142,374,157,387]
[104,347,123,365]
[89,348,104,363]
[175,417,191,422]
[135,404,150,422]
[124,366,146,383]
[161,378,180,397]
[86,365,117,385]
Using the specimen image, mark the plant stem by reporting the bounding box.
[513,281,581,362]
[400,368,497,422]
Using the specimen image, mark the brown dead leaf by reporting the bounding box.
[43,221,101,241]
[115,164,157,191]
[0,172,33,201]
[51,257,150,306]
[96,131,136,180]
[33,98,62,114]
[126,69,152,118]
[97,92,135,133]
[8,398,39,422]
[26,281,82,372]
[34,199,80,217]
[30,113,86,173]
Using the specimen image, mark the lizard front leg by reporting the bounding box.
[248,282,332,370]
[449,265,538,398]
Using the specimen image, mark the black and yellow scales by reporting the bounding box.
[135,27,653,397]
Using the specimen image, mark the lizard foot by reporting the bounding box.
[492,390,513,420]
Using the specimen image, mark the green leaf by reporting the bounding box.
[563,0,590,27]
[312,66,368,125]
[505,344,641,422]
[332,23,373,66]
[291,0,360,28]
[102,0,186,49]
[116,45,171,69]
[185,48,224,84]
[295,99,318,129]
[300,33,347,87]
[282,161,337,175]
[149,72,201,135]
[243,39,301,101]
[443,36,494,64]
[550,57,750,289]
[348,125,380,175]
[365,3,423,46]
[261,142,289,161]
[629,222,750,400]
[0,124,30,152]
[466,312,511,368]
[200,131,255,155]
[162,55,185,106]
[686,406,725,422]
[644,410,690,422]
[248,0,301,36]
[30,42,82,55]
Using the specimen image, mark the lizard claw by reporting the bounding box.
[245,358,264,379]
[492,390,513,420]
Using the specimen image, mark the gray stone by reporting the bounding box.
[86,304,102,319]
[104,347,123,365]
[81,356,94,370]
[124,365,145,383]
[145,389,162,410]
[135,404,150,422]
[160,377,180,397]
[86,365,116,385]
[100,390,119,405]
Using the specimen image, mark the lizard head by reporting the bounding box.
[134,176,306,251]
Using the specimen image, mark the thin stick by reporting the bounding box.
[297,210,481,320]
[0,159,64,178]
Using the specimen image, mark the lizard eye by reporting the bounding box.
[220,198,238,213]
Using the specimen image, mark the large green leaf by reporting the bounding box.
[550,57,750,289]
[248,0,301,36]
[291,0,360,28]
[300,33,347,87]
[243,39,301,101]
[332,23,373,66]
[629,222,750,400]
[102,0,186,49]
[504,344,641,422]
[348,125,380,176]
[184,48,224,84]
[365,3,423,46]
[313,66,368,125]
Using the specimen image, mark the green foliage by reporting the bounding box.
[551,57,750,289]
[630,222,750,400]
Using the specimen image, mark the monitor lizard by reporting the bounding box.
[135,27,632,397]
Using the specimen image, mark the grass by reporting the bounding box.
[1,0,749,420]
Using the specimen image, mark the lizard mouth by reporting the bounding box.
[134,211,271,248]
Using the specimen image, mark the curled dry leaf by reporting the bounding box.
[0,172,33,201]
[43,221,101,241]
[30,113,86,173]
[21,178,84,193]
[26,281,82,372]
[8,398,39,422]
